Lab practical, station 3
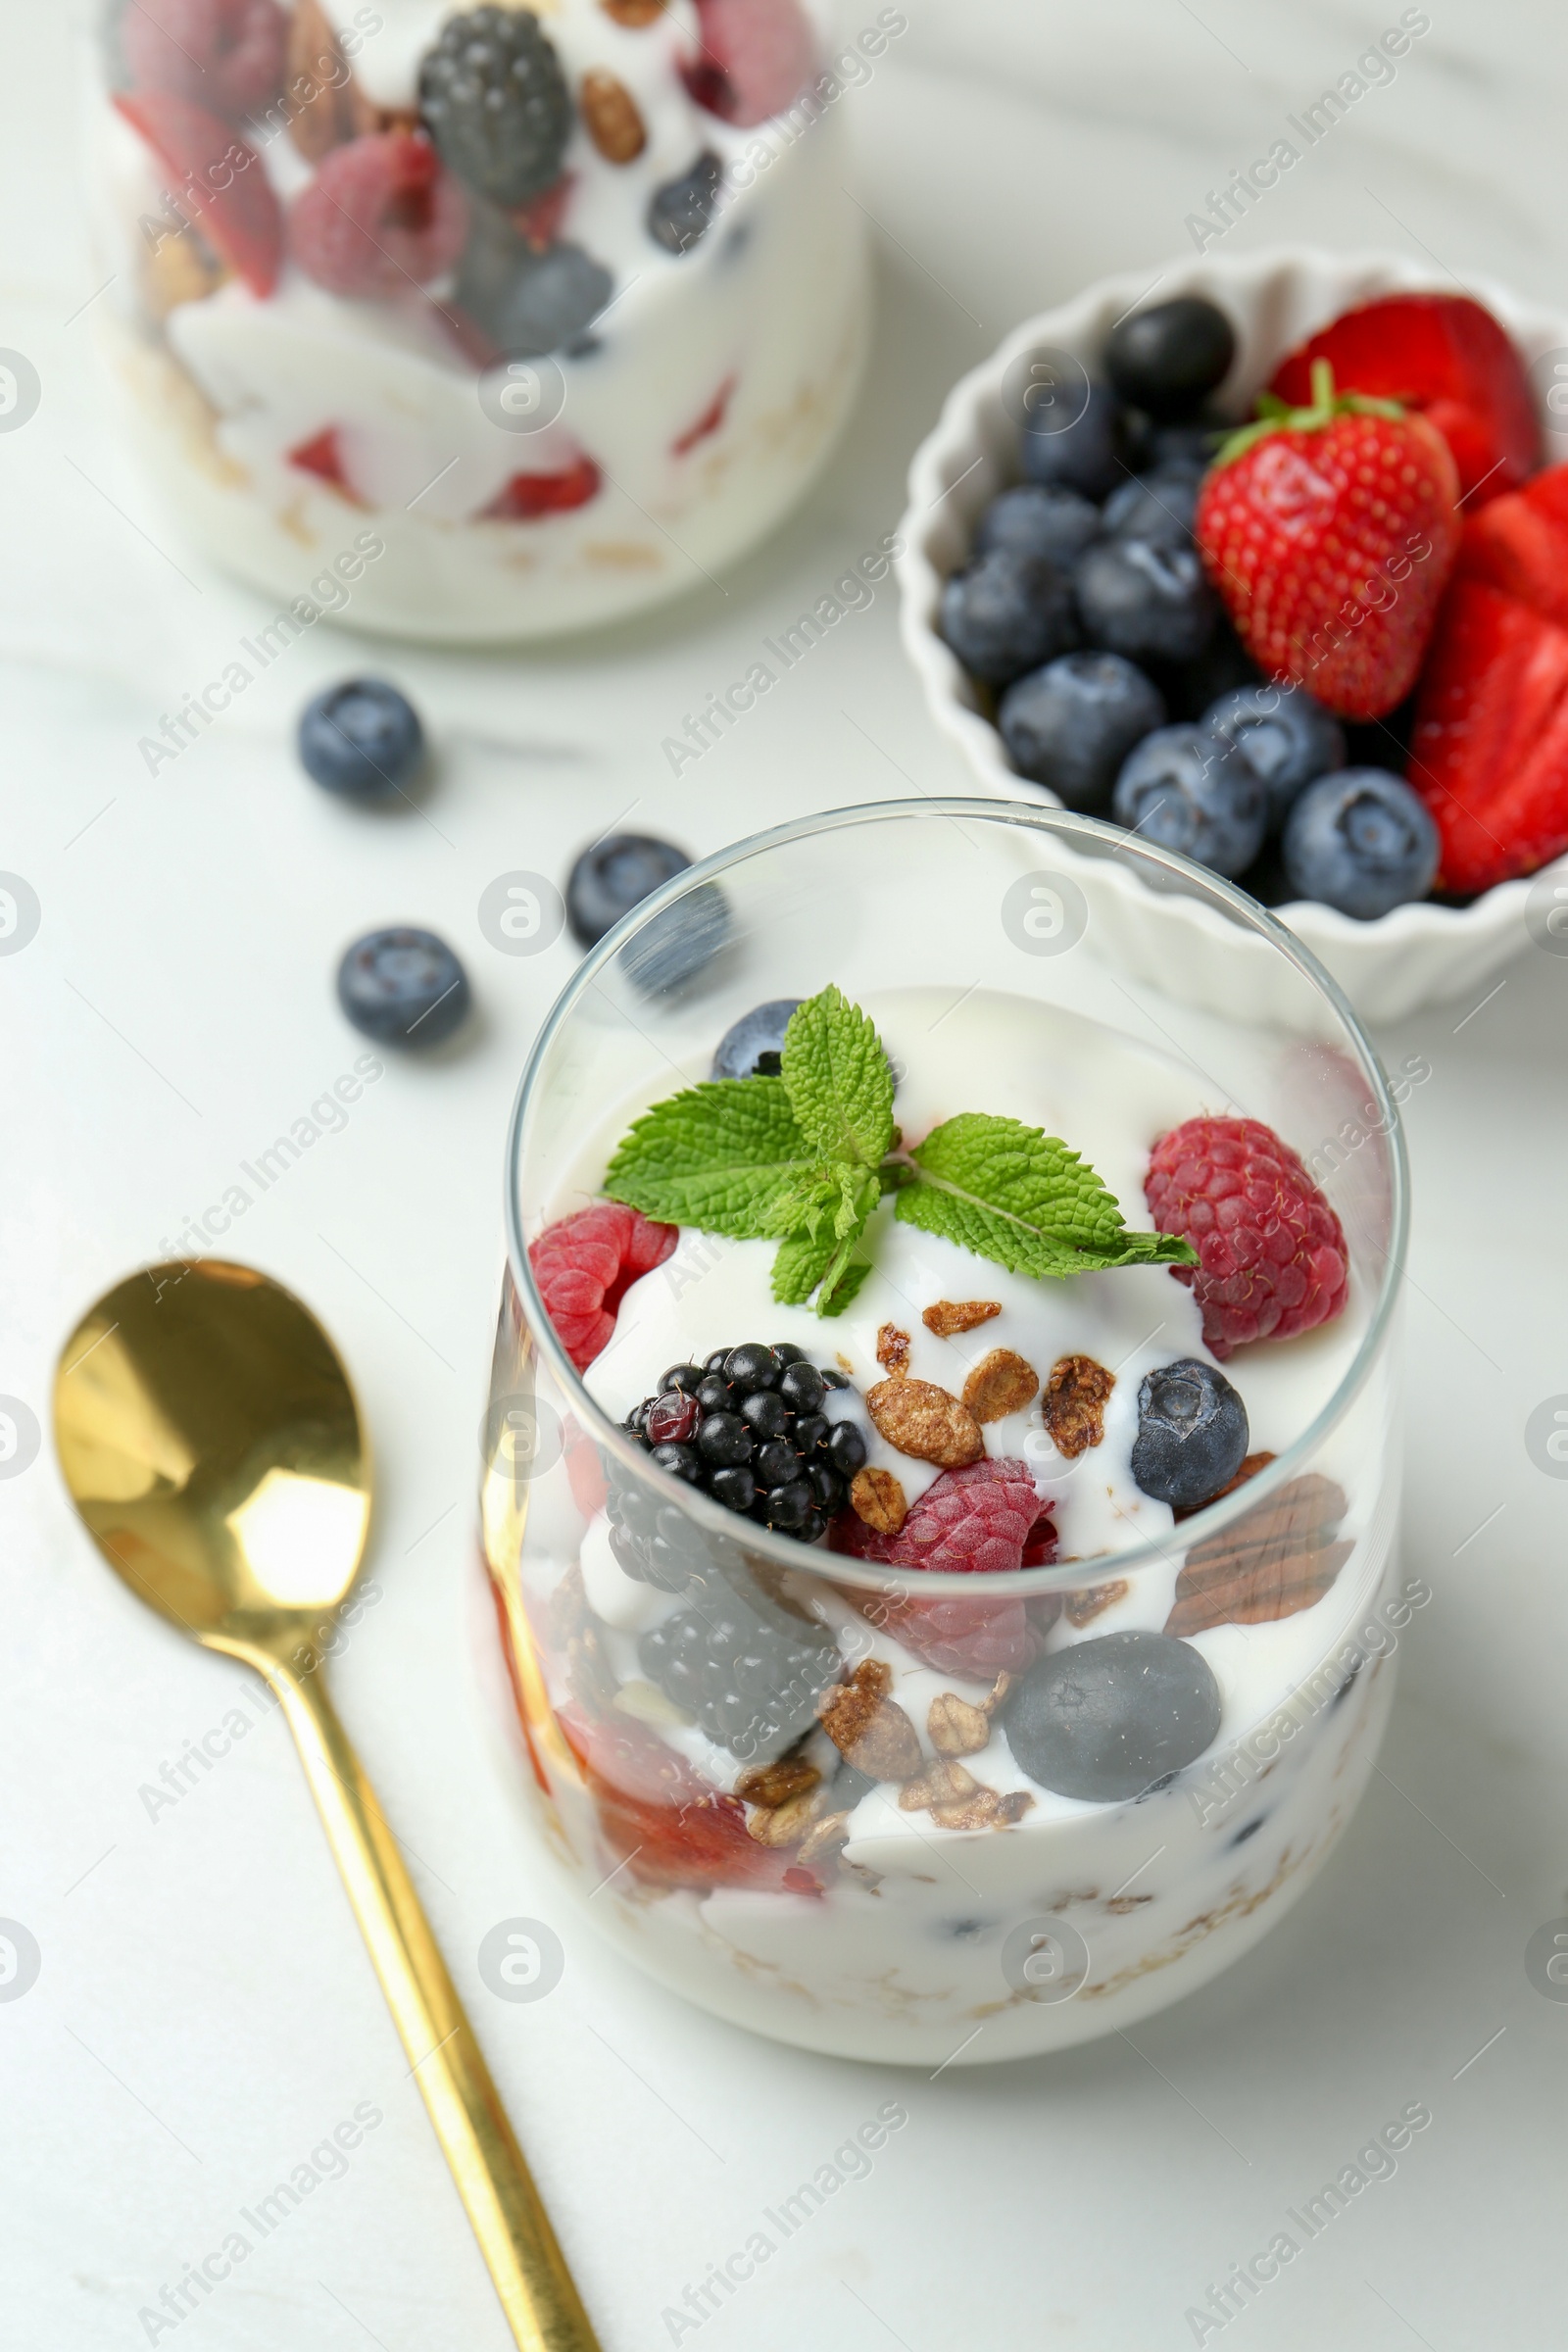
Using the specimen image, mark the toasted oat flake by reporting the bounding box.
[746,1786,831,1847]
[1043,1353,1115,1456]
[817,1659,923,1780]
[876,1323,910,1376]
[735,1755,820,1808]
[922,1298,1003,1337]
[927,1691,993,1756]
[851,1465,907,1535]
[900,1758,978,1811]
[961,1348,1040,1425]
[1064,1579,1129,1628]
[867,1377,984,1469]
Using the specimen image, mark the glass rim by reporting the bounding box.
[502,798,1409,1598]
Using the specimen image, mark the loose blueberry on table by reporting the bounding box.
[298,679,425,803]
[521,988,1359,1893]
[337,927,470,1046]
[941,285,1568,911]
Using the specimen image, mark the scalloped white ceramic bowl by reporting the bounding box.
[897,245,1568,1027]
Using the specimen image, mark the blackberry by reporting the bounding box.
[418,7,573,207]
[638,1591,842,1761]
[612,1343,867,1558]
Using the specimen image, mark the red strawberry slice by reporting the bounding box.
[1268,293,1540,509]
[481,456,602,522]
[1195,361,1460,720]
[1407,577,1568,893]
[287,424,362,500]
[1452,461,1568,632]
[113,89,281,296]
[583,1714,821,1893]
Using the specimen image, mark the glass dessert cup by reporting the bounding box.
[89,0,870,642]
[481,803,1408,2065]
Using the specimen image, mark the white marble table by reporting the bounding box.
[5,3,1567,2345]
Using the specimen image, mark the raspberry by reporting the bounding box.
[1145,1116,1348,1358]
[578,1712,821,1893]
[829,1459,1054,1677]
[122,0,287,120]
[288,132,468,298]
[685,0,816,126]
[527,1202,676,1372]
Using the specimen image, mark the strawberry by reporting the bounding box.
[1406,578,1568,892]
[113,89,281,297]
[1450,460,1568,632]
[581,1714,822,1894]
[480,457,603,523]
[1268,293,1540,509]
[1195,361,1460,721]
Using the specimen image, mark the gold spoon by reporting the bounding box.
[54,1258,601,2352]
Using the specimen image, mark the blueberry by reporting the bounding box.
[1076,538,1217,664]
[1131,1358,1249,1509]
[999,651,1166,811]
[1101,466,1200,550]
[336,927,470,1046]
[1105,298,1236,419]
[477,241,613,359]
[1281,768,1440,919]
[1020,380,1131,501]
[648,149,723,254]
[299,679,424,802]
[1140,413,1227,473]
[1202,685,1346,826]
[1004,1630,1222,1800]
[1112,724,1265,877]
[620,885,730,996]
[712,999,801,1079]
[940,548,1079,686]
[973,484,1101,569]
[567,834,690,947]
[1160,613,1261,720]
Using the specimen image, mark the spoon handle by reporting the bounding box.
[259,1652,602,2352]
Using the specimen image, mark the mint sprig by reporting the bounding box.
[603,986,1196,1313]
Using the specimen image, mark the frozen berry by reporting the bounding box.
[1101,466,1200,550]
[528,1202,677,1372]
[638,1585,840,1759]
[686,0,815,125]
[941,549,1079,687]
[711,1000,800,1079]
[1202,684,1345,827]
[289,132,468,297]
[336,927,469,1047]
[829,1458,1049,1677]
[1112,724,1265,877]
[1106,298,1236,420]
[1130,1358,1249,1509]
[418,5,572,205]
[122,0,286,115]
[1076,537,1217,664]
[648,150,724,254]
[999,652,1165,812]
[566,834,688,947]
[1004,1630,1221,1800]
[298,679,424,803]
[1145,1115,1349,1356]
[1282,768,1439,918]
[458,213,613,359]
[1020,380,1130,501]
[974,484,1101,570]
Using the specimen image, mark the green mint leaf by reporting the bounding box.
[818,1254,872,1316]
[895,1113,1198,1278]
[769,1168,878,1311]
[780,985,895,1169]
[770,1223,839,1305]
[605,1077,818,1237]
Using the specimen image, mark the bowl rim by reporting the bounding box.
[895,239,1568,958]
[502,795,1409,1599]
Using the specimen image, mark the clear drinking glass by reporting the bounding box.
[481,803,1408,2065]
[89,0,869,640]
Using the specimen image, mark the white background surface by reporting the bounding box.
[5,3,1568,2347]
